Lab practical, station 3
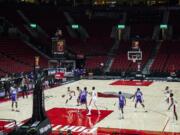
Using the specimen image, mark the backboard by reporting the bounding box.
[127,51,142,62]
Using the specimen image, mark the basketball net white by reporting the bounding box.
[132,58,136,63]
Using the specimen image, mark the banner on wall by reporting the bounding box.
[54,72,64,79]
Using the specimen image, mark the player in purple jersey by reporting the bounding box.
[118,91,126,119]
[10,85,19,112]
[79,87,88,110]
[133,88,147,112]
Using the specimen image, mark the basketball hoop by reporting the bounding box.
[127,51,142,62]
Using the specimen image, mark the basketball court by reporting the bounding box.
[0,79,180,135]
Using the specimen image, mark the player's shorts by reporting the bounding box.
[11,96,17,102]
[136,98,142,103]
[66,95,72,100]
[77,96,80,101]
[119,103,124,109]
[80,98,87,104]
[92,97,97,103]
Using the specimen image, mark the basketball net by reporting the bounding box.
[132,58,136,63]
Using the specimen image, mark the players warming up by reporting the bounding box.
[65,87,76,104]
[11,85,19,112]
[87,87,100,116]
[133,88,147,112]
[118,91,126,119]
[168,93,178,121]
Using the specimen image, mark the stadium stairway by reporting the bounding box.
[23,40,50,60]
[64,12,89,39]
[0,5,52,58]
[95,11,127,73]
[104,40,120,73]
[17,9,52,50]
[103,56,114,73]
[142,40,162,74]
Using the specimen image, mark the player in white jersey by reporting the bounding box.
[168,93,178,121]
[164,86,172,104]
[10,85,19,112]
[64,87,75,104]
[76,86,82,106]
[87,87,100,115]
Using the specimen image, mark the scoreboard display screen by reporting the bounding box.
[52,37,65,55]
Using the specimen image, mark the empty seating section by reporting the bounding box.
[0,71,6,77]
[151,42,167,73]
[81,17,116,38]
[111,41,154,72]
[0,53,32,74]
[85,56,107,71]
[0,5,30,36]
[151,41,180,73]
[0,38,48,74]
[111,41,131,72]
[18,4,69,50]
[71,11,118,38]
[67,37,113,55]
[21,5,68,38]
[130,23,155,39]
[164,41,180,72]
[165,54,180,72]
[128,10,162,39]
[66,38,85,55]
[169,10,180,39]
[67,12,117,55]
[151,54,167,73]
